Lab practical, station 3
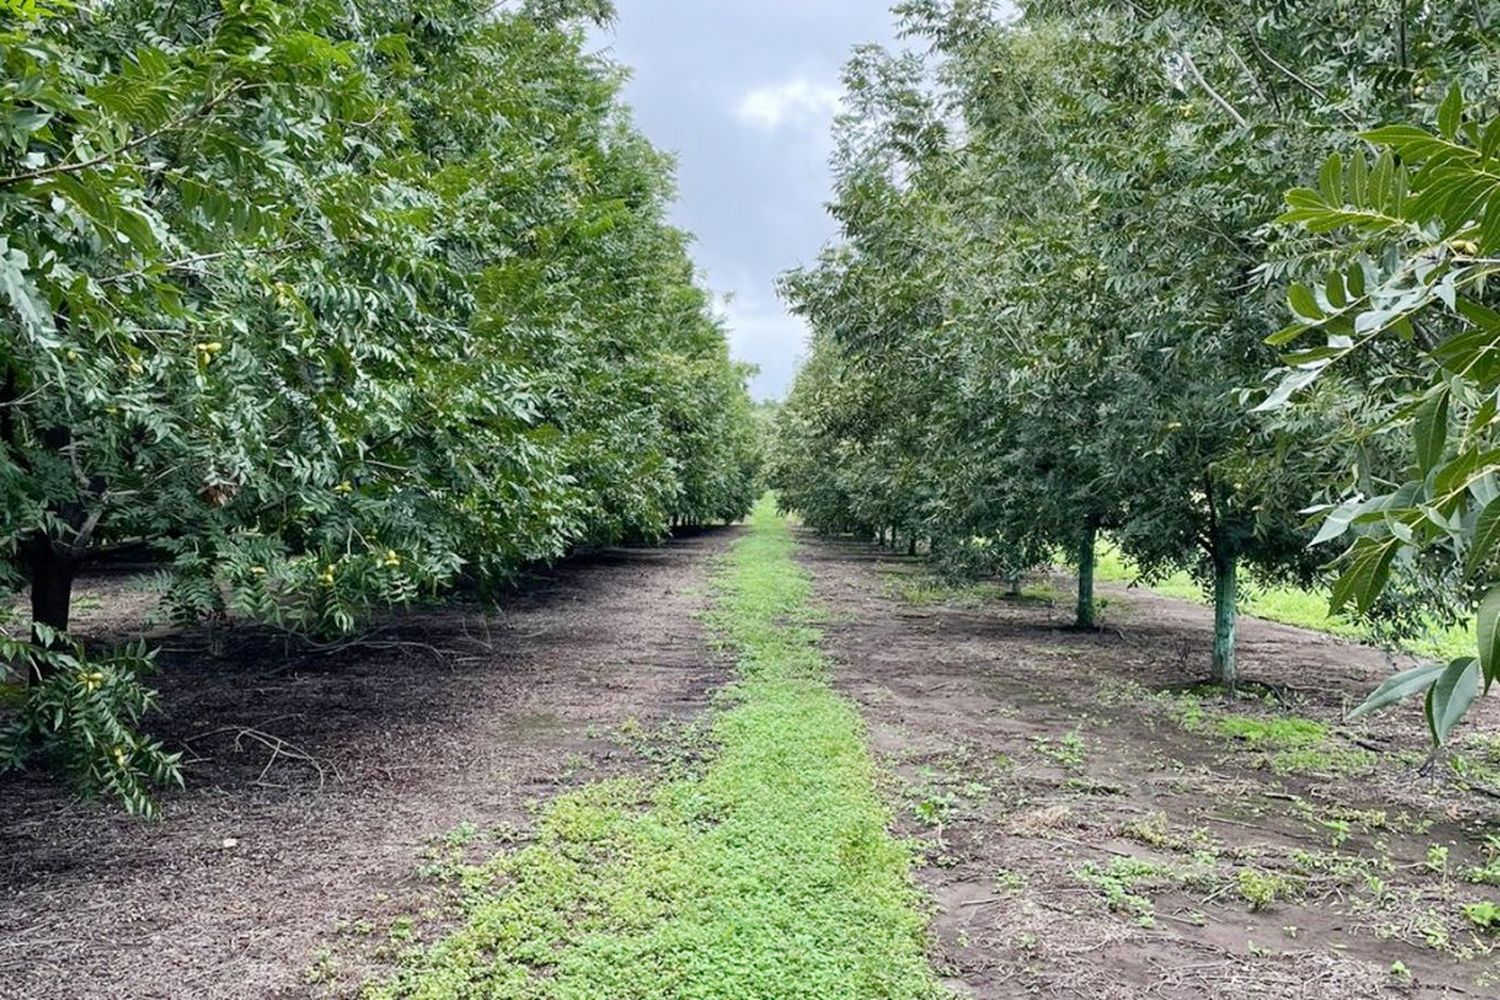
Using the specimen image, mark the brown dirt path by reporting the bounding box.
[0,528,737,1000]
[798,531,1500,1000]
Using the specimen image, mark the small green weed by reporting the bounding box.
[1465,837,1500,886]
[1449,734,1500,791]
[1462,900,1500,931]
[305,947,336,985]
[1217,715,1324,748]
[1237,868,1297,911]
[1031,727,1089,770]
[911,791,956,827]
[1076,855,1171,927]
[1122,812,1219,855]
[994,867,1026,895]
[886,576,1003,608]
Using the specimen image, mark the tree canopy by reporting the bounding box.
[772,0,1500,733]
[0,0,760,812]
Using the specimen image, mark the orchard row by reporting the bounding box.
[771,0,1500,742]
[0,0,760,811]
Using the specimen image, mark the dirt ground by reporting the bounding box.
[6,525,1500,1000]
[799,532,1500,1000]
[0,529,736,1000]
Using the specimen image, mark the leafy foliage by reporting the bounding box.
[1265,91,1500,741]
[0,0,758,810]
[772,0,1499,725]
[1,629,181,817]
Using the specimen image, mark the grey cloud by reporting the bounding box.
[590,2,901,400]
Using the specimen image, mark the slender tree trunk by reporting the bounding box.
[1076,522,1097,629]
[907,535,917,557]
[1211,553,1238,690]
[1006,572,1022,598]
[26,540,79,686]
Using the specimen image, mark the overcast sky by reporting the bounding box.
[590,3,903,401]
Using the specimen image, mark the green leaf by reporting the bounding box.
[1481,190,1500,254]
[0,243,56,344]
[1267,320,1314,347]
[1347,662,1446,720]
[1288,282,1323,321]
[1253,364,1325,412]
[1324,271,1347,309]
[1467,498,1500,579]
[1348,149,1368,206]
[1346,262,1366,299]
[1477,584,1500,689]
[1319,154,1343,204]
[1413,386,1450,474]
[1361,124,1441,148]
[1482,117,1500,165]
[1311,497,1363,546]
[1438,83,1463,141]
[1329,536,1400,616]
[1424,656,1480,745]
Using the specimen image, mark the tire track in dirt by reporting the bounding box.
[799,532,1500,1000]
[0,529,738,1000]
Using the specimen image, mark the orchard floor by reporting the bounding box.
[2,523,1499,999]
[0,529,738,1000]
[801,531,1500,999]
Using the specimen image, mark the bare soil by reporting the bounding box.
[6,524,1499,1000]
[0,529,737,1000]
[799,532,1500,1000]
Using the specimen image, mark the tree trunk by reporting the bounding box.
[27,540,79,686]
[1006,573,1022,598]
[1076,522,1097,629]
[907,535,917,557]
[1211,553,1238,690]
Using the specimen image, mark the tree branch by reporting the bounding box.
[99,240,306,285]
[1179,49,1248,129]
[0,80,246,188]
[1246,38,1359,126]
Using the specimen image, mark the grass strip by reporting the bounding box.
[367,497,944,1000]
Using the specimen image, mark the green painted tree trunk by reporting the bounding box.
[1076,523,1097,629]
[1211,554,1238,689]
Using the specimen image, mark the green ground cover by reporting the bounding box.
[369,498,943,999]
